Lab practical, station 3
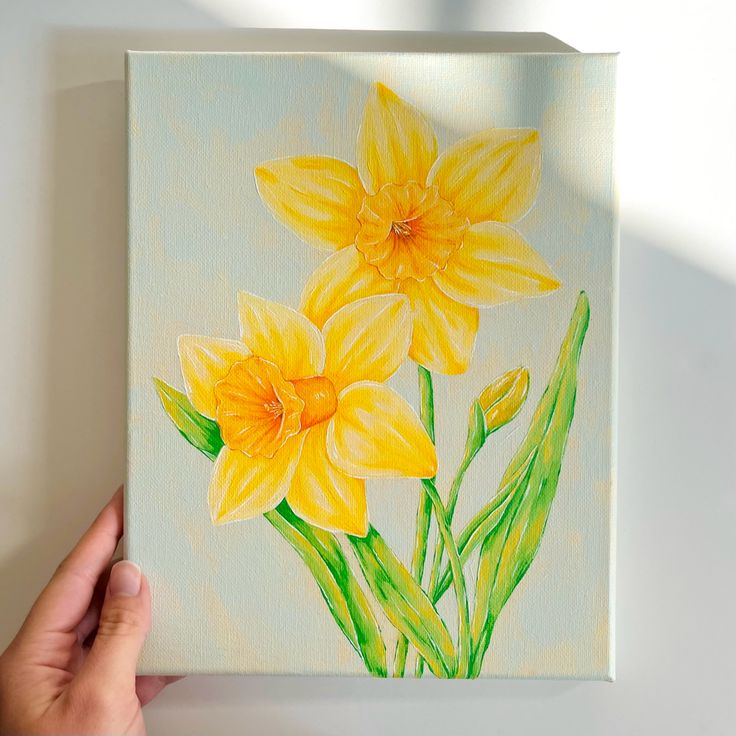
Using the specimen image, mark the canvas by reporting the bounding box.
[126,49,617,679]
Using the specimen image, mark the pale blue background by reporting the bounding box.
[127,51,616,676]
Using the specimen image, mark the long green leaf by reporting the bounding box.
[349,527,456,678]
[470,291,590,675]
[154,378,387,676]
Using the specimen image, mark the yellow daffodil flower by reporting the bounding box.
[177,292,437,536]
[255,82,561,375]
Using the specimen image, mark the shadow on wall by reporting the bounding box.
[0,82,128,647]
[1,26,734,725]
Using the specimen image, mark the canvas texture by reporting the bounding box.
[126,51,617,678]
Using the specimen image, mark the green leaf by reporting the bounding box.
[153,378,223,460]
[267,502,387,677]
[154,379,387,676]
[469,291,590,676]
[349,527,456,678]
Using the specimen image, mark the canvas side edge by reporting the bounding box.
[607,53,620,683]
[123,51,134,567]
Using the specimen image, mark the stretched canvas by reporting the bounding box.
[126,49,617,678]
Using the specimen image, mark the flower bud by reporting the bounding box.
[477,367,529,435]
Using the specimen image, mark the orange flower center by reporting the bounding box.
[355,182,468,281]
[214,356,337,458]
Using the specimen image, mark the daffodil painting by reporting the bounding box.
[127,52,617,678]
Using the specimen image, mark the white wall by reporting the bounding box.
[1,1,734,734]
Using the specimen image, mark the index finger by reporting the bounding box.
[23,487,124,636]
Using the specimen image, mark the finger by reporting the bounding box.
[77,559,117,645]
[136,675,183,706]
[25,487,124,635]
[75,561,151,694]
[77,606,101,648]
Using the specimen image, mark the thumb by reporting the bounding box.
[80,561,150,691]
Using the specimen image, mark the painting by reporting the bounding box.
[127,51,616,678]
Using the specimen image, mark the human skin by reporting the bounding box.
[0,488,179,735]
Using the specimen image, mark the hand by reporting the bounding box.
[0,488,179,735]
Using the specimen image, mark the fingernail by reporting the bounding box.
[109,561,142,597]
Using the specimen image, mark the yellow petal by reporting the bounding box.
[327,382,437,478]
[434,222,560,307]
[431,128,541,224]
[177,335,250,418]
[287,424,368,536]
[254,156,366,250]
[208,436,303,524]
[301,245,396,329]
[322,294,412,392]
[357,82,438,193]
[238,291,325,380]
[401,278,479,375]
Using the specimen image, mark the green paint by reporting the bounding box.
[450,400,488,519]
[349,526,455,679]
[414,399,488,675]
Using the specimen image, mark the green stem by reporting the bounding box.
[417,365,435,443]
[415,452,473,676]
[421,478,471,678]
[425,454,472,603]
[393,365,435,678]
[447,451,472,519]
